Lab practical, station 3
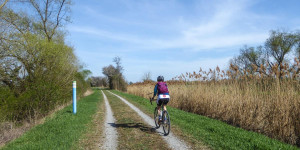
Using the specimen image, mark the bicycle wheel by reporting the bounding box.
[154,107,160,128]
[162,110,170,135]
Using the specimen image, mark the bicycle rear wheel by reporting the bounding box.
[154,107,160,128]
[162,110,170,135]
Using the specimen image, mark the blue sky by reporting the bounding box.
[66,0,300,82]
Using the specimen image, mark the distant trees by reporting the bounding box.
[102,57,127,91]
[142,72,153,82]
[230,29,300,79]
[229,45,266,75]
[0,0,90,122]
[89,76,108,87]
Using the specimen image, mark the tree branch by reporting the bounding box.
[0,0,9,11]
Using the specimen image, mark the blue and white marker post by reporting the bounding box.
[73,81,76,114]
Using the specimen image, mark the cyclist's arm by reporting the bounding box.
[153,84,158,99]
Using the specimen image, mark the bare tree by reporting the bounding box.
[113,56,123,74]
[142,72,152,82]
[29,0,71,41]
[0,0,71,42]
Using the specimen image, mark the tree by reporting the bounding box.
[78,69,92,81]
[142,72,152,82]
[102,57,127,91]
[113,56,123,74]
[265,30,299,78]
[0,0,73,86]
[0,1,91,122]
[102,65,117,78]
[229,29,300,78]
[29,0,72,41]
[0,0,9,11]
[0,0,71,42]
[295,31,300,57]
[89,76,108,87]
[230,45,266,75]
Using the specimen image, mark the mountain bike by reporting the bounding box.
[150,97,170,135]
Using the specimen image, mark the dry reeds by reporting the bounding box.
[128,58,300,146]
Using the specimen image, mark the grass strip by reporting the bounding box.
[71,90,105,150]
[104,90,170,150]
[111,90,299,150]
[1,89,102,150]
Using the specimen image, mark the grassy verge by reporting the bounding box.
[72,90,105,150]
[111,90,299,150]
[104,90,170,150]
[1,89,102,150]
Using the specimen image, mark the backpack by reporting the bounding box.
[157,82,169,94]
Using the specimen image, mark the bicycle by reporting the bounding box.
[150,97,171,135]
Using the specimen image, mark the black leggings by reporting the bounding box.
[157,98,169,106]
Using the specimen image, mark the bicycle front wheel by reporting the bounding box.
[154,107,160,128]
[162,110,170,135]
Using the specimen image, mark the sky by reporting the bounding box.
[66,0,300,82]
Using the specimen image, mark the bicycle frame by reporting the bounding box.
[150,97,170,135]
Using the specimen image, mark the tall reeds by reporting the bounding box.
[128,58,300,146]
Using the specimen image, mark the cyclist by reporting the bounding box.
[152,76,170,121]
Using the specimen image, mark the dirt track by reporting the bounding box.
[108,91,191,150]
[101,91,118,149]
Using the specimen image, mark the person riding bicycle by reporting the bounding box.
[152,76,170,121]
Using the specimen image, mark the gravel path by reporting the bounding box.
[108,91,191,150]
[101,91,118,150]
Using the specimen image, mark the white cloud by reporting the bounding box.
[69,25,268,51]
[68,0,298,82]
[69,0,274,52]
[182,0,247,37]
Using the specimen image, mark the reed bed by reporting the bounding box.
[128,61,300,146]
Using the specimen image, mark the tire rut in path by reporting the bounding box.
[105,90,171,150]
[108,91,191,150]
[101,91,118,150]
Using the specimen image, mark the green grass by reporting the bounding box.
[1,89,102,150]
[111,90,299,150]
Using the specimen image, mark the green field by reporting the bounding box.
[2,89,299,150]
[1,89,103,150]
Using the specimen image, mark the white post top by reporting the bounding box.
[73,81,76,88]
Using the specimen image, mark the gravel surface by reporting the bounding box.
[108,91,191,150]
[101,91,118,150]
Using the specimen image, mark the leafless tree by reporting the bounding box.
[29,0,71,41]
[142,72,152,82]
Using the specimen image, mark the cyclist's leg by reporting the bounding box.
[157,106,161,116]
[162,98,169,111]
[156,97,163,119]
